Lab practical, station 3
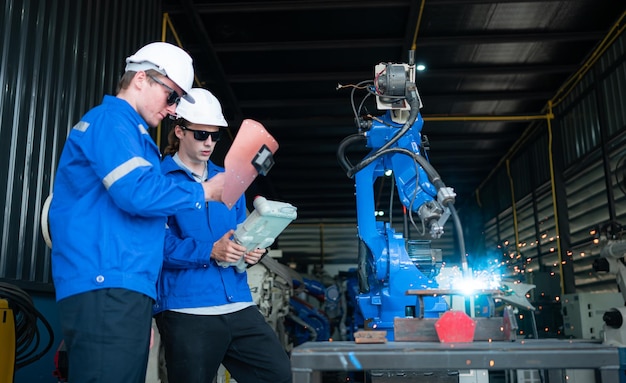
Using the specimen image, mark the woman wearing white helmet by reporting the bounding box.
[49,43,225,383]
[155,88,292,383]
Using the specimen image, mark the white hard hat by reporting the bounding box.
[176,88,228,127]
[125,42,195,103]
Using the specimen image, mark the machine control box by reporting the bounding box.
[562,292,623,339]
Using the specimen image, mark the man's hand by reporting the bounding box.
[202,173,225,202]
[211,229,247,263]
[244,247,267,266]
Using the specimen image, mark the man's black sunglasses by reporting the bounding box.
[148,74,182,106]
[181,126,222,142]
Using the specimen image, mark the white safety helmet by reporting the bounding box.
[125,42,195,103]
[176,88,228,127]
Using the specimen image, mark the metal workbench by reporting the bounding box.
[290,339,625,383]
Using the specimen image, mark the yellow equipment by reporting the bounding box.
[0,282,55,382]
[0,298,15,383]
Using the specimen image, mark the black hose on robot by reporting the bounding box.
[340,87,421,179]
[0,282,54,369]
[337,133,368,176]
[446,202,468,273]
[380,147,468,272]
[342,143,469,272]
[336,86,469,272]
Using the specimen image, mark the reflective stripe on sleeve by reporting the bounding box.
[102,157,152,190]
[73,121,90,132]
[138,124,149,135]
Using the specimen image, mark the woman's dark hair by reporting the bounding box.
[163,117,188,156]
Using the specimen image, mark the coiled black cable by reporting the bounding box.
[0,282,54,369]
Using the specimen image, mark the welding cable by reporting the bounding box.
[0,282,54,369]
[337,133,368,176]
[446,202,469,275]
[369,85,420,155]
[349,80,374,119]
[356,147,445,190]
[361,147,469,272]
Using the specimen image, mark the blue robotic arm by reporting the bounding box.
[338,60,457,239]
[337,57,463,339]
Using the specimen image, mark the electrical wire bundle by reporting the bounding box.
[0,282,54,369]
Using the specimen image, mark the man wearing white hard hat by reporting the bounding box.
[48,42,225,383]
[154,88,292,383]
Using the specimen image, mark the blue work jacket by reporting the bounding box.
[153,155,252,314]
[49,96,205,302]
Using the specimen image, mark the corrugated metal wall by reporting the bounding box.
[478,31,626,293]
[0,0,161,284]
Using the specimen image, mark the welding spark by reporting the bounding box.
[436,265,502,295]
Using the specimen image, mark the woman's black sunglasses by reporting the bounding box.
[181,126,221,142]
